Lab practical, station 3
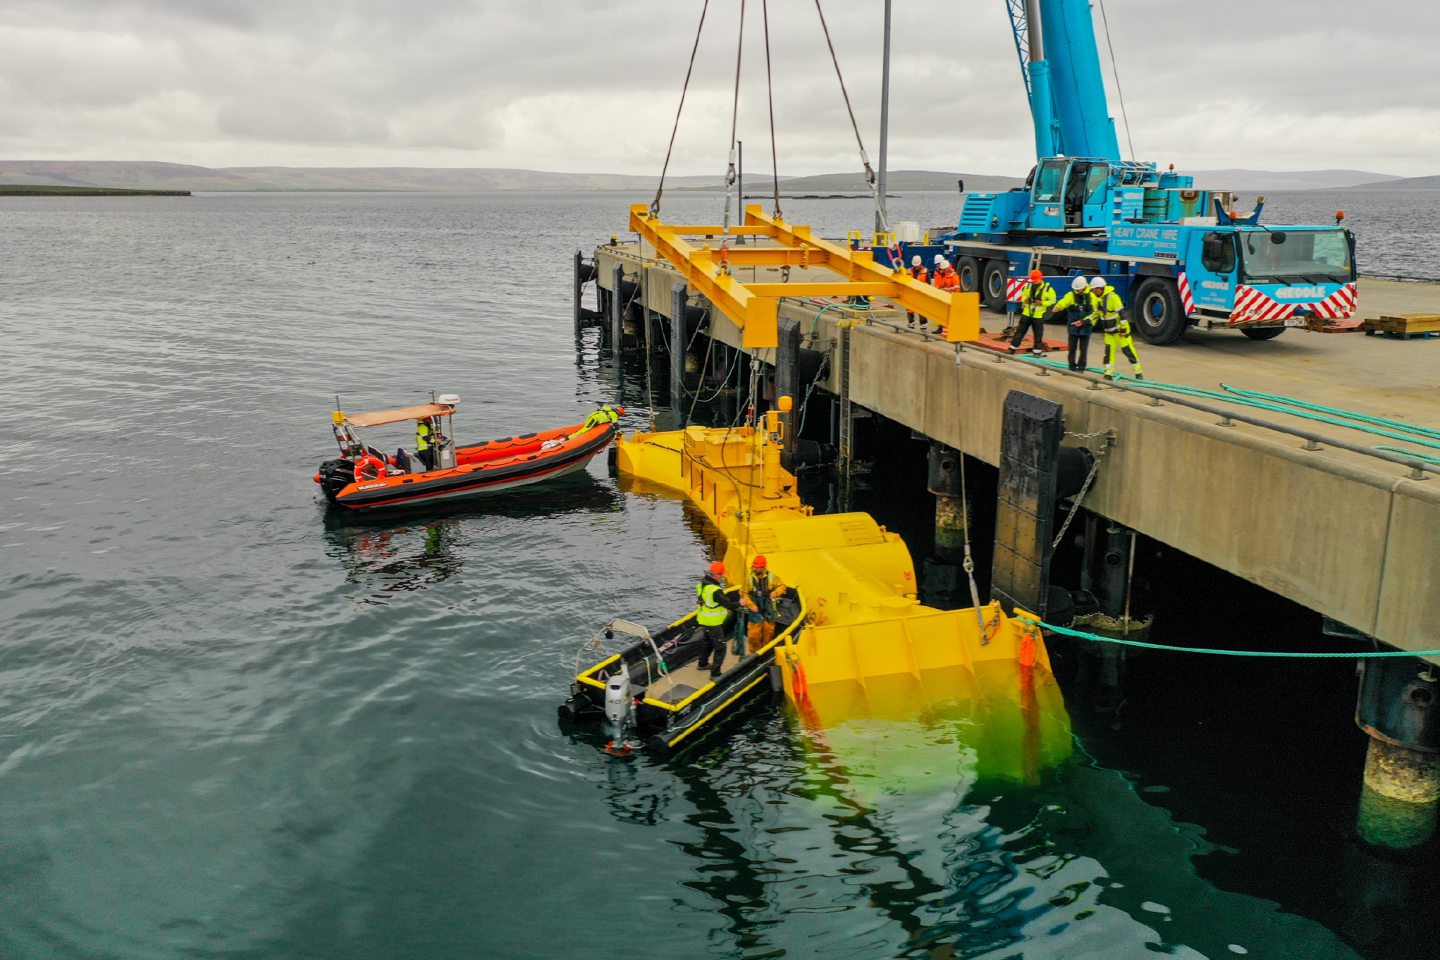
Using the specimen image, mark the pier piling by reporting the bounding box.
[1355,658,1440,847]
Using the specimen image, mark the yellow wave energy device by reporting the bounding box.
[616,398,1072,782]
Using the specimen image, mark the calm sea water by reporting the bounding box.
[1,190,1435,960]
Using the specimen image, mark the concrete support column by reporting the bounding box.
[1355,658,1440,848]
[669,283,688,420]
[609,263,625,351]
[573,250,584,337]
[1081,515,1130,620]
[922,443,968,604]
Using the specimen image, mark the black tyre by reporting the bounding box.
[956,256,982,294]
[1241,327,1286,341]
[981,260,1010,312]
[1130,277,1188,345]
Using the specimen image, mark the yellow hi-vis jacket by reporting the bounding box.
[1019,280,1056,319]
[696,581,729,626]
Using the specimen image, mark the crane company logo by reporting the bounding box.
[1275,285,1327,299]
[1200,280,1230,290]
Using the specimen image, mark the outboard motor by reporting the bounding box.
[316,458,355,502]
[603,671,634,756]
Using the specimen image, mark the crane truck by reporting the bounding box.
[883,0,1359,344]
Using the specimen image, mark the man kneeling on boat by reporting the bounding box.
[741,555,786,654]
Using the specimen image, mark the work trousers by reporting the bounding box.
[415,447,435,471]
[746,618,777,654]
[1010,314,1045,351]
[1102,333,1142,376]
[1067,334,1091,371]
[697,621,730,676]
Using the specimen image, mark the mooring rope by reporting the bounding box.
[1018,616,1440,659]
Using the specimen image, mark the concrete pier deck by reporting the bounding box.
[595,244,1439,655]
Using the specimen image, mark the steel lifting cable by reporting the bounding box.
[721,0,747,237]
[1096,0,1136,161]
[812,0,887,233]
[651,0,711,218]
[761,0,782,220]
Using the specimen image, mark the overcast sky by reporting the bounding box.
[3,0,1437,177]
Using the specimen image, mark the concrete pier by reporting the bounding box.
[594,241,1440,659]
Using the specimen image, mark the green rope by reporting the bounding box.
[1020,616,1440,659]
[1374,445,1440,465]
[1023,355,1440,460]
[1220,384,1440,443]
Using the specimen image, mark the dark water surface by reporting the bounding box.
[1,191,1435,960]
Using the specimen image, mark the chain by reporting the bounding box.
[1051,430,1115,550]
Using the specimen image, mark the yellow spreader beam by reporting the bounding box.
[629,203,981,349]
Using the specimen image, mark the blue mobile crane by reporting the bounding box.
[916,0,1359,343]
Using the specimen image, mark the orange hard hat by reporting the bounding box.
[752,555,767,568]
[1029,269,1043,282]
[709,561,726,576]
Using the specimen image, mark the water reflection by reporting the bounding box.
[322,477,621,601]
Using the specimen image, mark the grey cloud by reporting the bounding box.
[0,0,1434,176]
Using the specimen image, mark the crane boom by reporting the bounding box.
[1010,0,1120,162]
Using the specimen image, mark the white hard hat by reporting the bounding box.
[1090,276,1108,290]
[938,258,950,268]
[1071,276,1088,292]
[911,255,921,266]
[933,254,944,265]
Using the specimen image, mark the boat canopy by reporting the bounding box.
[346,402,454,428]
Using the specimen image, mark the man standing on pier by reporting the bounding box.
[1049,276,1095,371]
[1089,277,1144,380]
[1009,269,1056,355]
[906,255,929,328]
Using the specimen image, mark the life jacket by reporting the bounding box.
[582,405,620,430]
[696,579,728,627]
[748,570,778,616]
[415,420,433,452]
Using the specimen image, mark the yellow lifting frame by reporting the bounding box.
[629,203,980,349]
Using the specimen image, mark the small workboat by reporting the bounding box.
[314,396,623,512]
[559,586,806,756]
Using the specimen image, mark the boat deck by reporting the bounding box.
[643,661,712,705]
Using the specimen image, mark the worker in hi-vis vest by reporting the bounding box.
[415,417,437,470]
[906,255,930,329]
[695,561,739,679]
[1048,275,1095,372]
[1009,269,1056,355]
[1088,277,1144,380]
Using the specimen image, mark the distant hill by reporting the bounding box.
[1340,174,1440,190]
[724,169,1022,193]
[0,160,266,191]
[1187,168,1403,191]
[0,160,1412,195]
[221,166,724,192]
[0,160,724,193]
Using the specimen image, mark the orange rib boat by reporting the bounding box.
[314,399,623,512]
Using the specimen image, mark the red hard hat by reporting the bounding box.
[1029,269,1043,282]
[709,561,726,576]
[752,555,767,568]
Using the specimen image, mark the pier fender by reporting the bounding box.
[990,391,1066,618]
